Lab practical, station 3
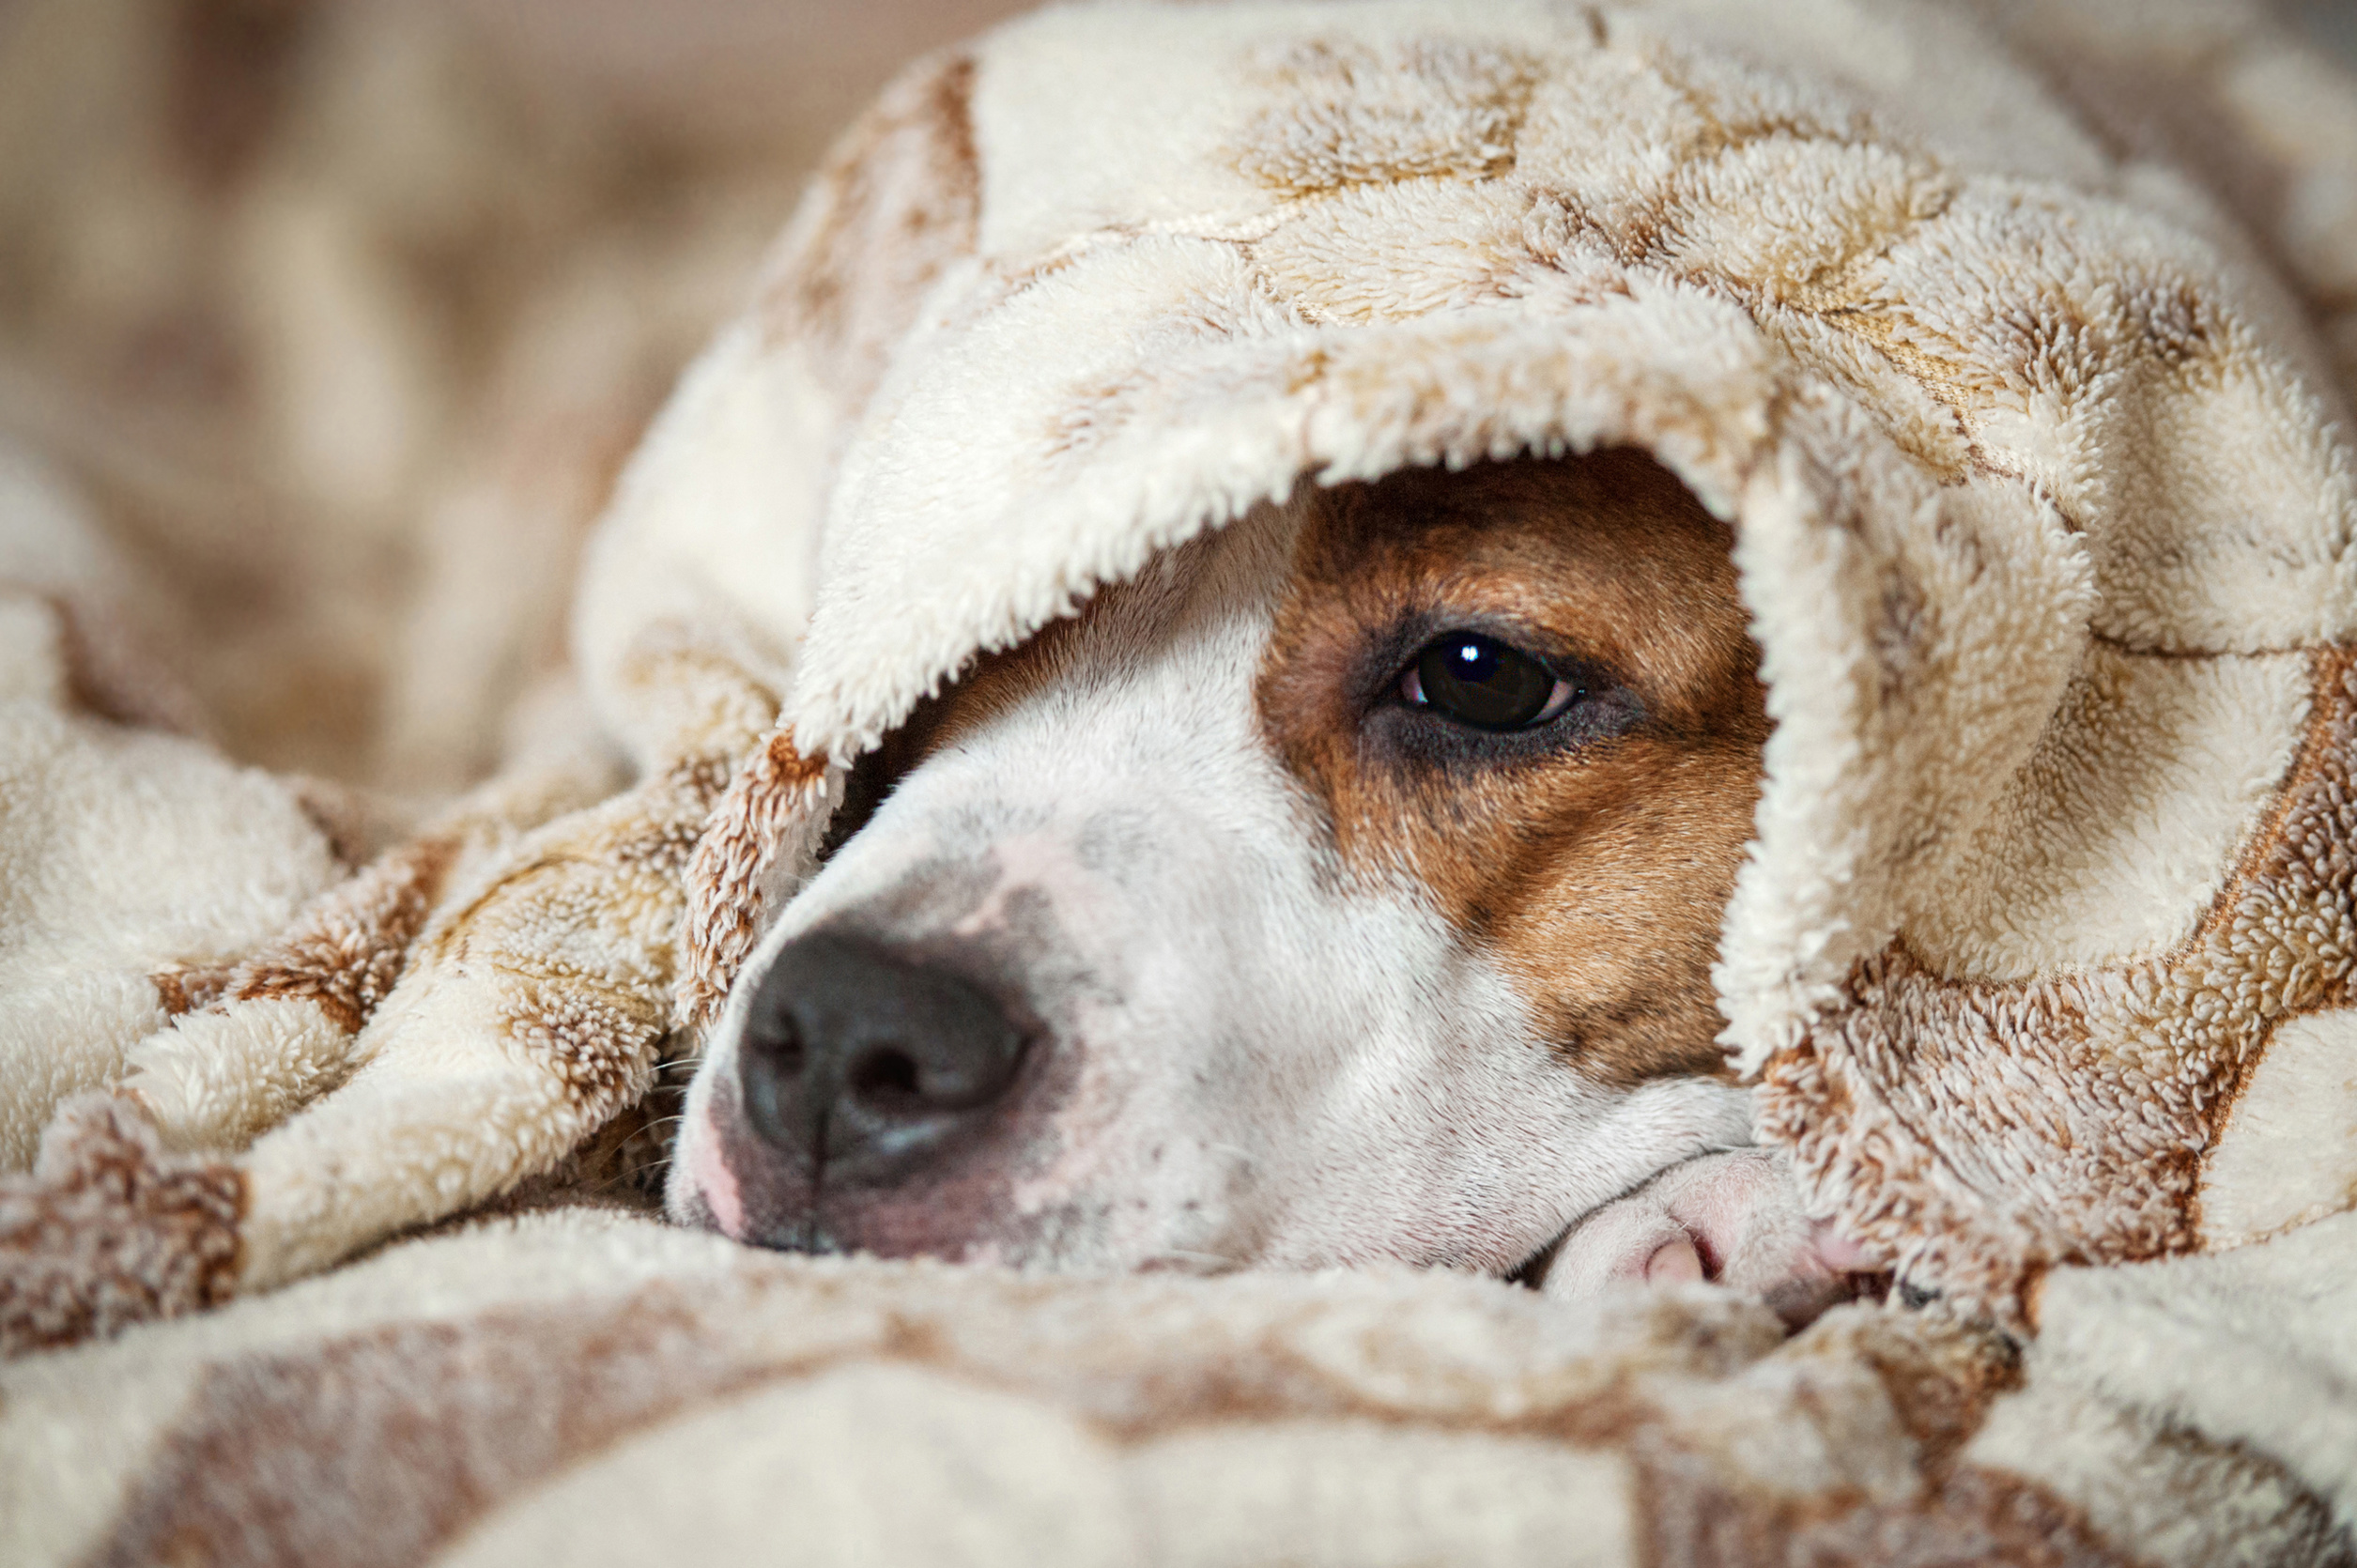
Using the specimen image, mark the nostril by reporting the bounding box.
[849,1045,923,1111]
[844,1036,1026,1115]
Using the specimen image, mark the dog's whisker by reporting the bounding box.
[589,1156,676,1196]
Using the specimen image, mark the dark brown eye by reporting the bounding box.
[1400,634,1579,730]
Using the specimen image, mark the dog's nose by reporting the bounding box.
[736,932,1028,1184]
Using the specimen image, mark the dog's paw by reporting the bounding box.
[1530,1149,1879,1328]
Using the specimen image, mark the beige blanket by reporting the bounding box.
[8,0,2357,1560]
[8,1204,2356,1567]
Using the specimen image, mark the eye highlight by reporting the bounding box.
[1398,633,1581,730]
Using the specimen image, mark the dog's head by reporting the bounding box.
[669,451,1767,1277]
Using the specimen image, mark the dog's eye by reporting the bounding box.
[1399,634,1580,730]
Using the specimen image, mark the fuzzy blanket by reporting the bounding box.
[10,0,2357,1560]
[7,1204,2355,1568]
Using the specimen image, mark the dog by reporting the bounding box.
[668,449,1870,1321]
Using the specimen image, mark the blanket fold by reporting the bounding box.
[8,1207,2355,1567]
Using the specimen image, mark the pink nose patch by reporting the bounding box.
[682,1120,747,1237]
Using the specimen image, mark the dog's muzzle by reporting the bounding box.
[735,932,1032,1192]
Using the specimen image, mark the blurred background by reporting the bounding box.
[0,0,2352,795]
[0,0,1029,793]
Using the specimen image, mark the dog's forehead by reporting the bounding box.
[909,495,1308,757]
[914,452,1736,747]
[1286,453,1746,699]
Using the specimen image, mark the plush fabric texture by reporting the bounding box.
[8,0,2357,1560]
[9,1204,2357,1568]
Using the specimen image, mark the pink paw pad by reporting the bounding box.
[1532,1149,1884,1328]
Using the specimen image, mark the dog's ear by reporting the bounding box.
[676,725,841,1032]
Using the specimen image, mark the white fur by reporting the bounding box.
[672,500,1750,1274]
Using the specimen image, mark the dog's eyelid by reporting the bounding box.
[1450,614,1594,667]
[1397,625,1594,683]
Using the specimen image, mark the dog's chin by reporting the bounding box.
[669,1082,1671,1280]
[734,1187,1065,1267]
[670,1158,1027,1264]
[668,1084,1095,1266]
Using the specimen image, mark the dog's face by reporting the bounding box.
[669,452,1769,1278]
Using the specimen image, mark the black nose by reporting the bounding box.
[736,931,1028,1185]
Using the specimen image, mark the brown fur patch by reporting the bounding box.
[678,729,834,1032]
[1255,452,1767,1087]
[227,836,461,1033]
[151,960,239,1017]
[0,1096,244,1355]
[500,981,664,1103]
